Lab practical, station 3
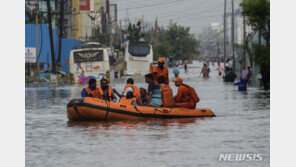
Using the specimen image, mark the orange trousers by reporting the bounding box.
[180,100,196,109]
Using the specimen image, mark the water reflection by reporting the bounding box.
[66,118,208,130]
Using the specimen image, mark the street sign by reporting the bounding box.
[44,64,48,70]
[79,0,90,11]
[25,47,36,63]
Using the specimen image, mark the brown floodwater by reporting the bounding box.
[26,62,269,167]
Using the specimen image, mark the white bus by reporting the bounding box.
[124,41,153,76]
[69,42,111,84]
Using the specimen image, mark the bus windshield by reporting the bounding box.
[73,50,103,63]
[128,43,150,57]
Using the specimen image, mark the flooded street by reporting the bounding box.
[26,62,270,167]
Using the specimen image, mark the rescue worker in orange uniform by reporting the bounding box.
[81,78,100,98]
[150,57,169,85]
[98,78,117,101]
[158,76,175,108]
[118,91,137,105]
[113,78,141,105]
[113,78,140,98]
[173,77,200,109]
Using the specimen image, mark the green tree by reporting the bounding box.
[153,42,172,61]
[25,8,54,24]
[250,42,270,70]
[240,0,270,45]
[162,22,198,61]
[127,21,144,41]
[93,27,109,46]
[240,0,270,71]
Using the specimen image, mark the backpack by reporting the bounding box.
[159,84,175,107]
[183,84,200,103]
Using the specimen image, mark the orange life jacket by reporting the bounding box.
[150,65,158,82]
[98,85,113,101]
[119,97,135,105]
[123,83,140,97]
[150,65,169,85]
[150,65,157,74]
[81,87,100,98]
[159,84,175,107]
[181,84,200,103]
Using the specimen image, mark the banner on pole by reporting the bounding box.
[25,47,37,63]
[79,0,90,11]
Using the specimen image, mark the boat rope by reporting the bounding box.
[153,107,157,117]
[133,105,143,115]
[73,104,87,120]
[154,107,173,114]
[104,100,110,120]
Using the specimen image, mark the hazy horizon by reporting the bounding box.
[112,0,242,34]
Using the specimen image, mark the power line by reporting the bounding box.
[144,3,225,23]
[116,0,189,11]
[115,0,221,19]
[140,0,215,20]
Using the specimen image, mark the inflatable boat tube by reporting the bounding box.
[67,97,215,121]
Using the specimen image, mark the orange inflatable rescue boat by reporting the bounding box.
[67,97,215,121]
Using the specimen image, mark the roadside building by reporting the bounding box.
[25,24,82,76]
[73,0,106,42]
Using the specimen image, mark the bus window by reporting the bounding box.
[128,45,150,57]
[73,50,104,63]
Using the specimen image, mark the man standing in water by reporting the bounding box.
[217,62,224,76]
[184,60,188,73]
[173,65,180,78]
[200,63,209,78]
[247,66,253,84]
[150,57,169,85]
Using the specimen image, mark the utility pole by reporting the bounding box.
[46,0,56,74]
[57,0,65,68]
[66,1,74,39]
[101,7,107,34]
[119,20,122,44]
[142,14,144,32]
[35,0,40,78]
[243,0,246,69]
[125,8,129,29]
[109,20,113,49]
[88,11,100,40]
[106,1,113,49]
[150,26,153,44]
[155,17,158,46]
[223,0,227,70]
[231,0,235,71]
